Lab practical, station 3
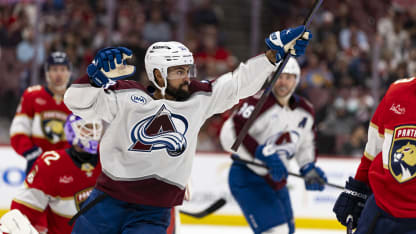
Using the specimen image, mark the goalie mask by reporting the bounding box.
[144,41,196,97]
[64,114,103,154]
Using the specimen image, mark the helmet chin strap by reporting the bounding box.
[153,69,168,97]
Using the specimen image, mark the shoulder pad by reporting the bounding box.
[26,85,43,93]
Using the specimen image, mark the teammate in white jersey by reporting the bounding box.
[220,57,327,234]
[64,26,312,234]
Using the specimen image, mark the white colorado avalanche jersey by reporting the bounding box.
[64,54,275,207]
[220,91,316,189]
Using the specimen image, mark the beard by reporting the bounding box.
[166,81,191,101]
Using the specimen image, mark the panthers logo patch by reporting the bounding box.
[41,111,68,143]
[389,125,416,183]
[129,105,188,157]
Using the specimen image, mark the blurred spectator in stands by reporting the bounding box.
[16,27,45,64]
[318,95,356,153]
[339,124,367,157]
[2,5,25,48]
[339,20,369,57]
[386,62,410,88]
[194,24,234,79]
[408,47,416,76]
[298,52,333,128]
[332,2,350,34]
[142,7,172,45]
[301,53,334,90]
[316,11,336,43]
[377,7,395,50]
[404,6,416,42]
[189,0,221,28]
[378,9,410,68]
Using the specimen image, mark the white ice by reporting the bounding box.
[181,225,346,234]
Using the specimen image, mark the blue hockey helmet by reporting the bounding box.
[44,51,72,71]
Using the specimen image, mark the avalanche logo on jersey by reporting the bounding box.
[129,104,188,157]
[389,125,416,183]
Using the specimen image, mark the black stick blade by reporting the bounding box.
[180,198,226,218]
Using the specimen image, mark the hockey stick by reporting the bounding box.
[231,0,323,151]
[346,215,353,234]
[231,155,344,190]
[180,198,226,218]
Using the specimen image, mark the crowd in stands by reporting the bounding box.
[0,0,415,157]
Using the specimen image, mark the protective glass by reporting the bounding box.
[167,64,197,80]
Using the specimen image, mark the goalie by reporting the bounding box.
[0,114,103,234]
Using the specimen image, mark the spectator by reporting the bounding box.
[16,27,45,64]
[142,7,172,45]
[194,24,234,79]
[339,21,370,55]
[340,124,367,157]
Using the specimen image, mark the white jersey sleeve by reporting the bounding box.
[204,54,276,117]
[64,76,119,123]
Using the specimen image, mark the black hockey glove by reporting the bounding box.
[23,146,43,174]
[332,177,372,229]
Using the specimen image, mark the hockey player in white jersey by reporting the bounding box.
[64,26,312,234]
[220,57,327,234]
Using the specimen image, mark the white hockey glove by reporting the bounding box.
[87,47,136,88]
[0,209,38,234]
[265,25,312,61]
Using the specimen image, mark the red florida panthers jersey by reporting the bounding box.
[10,85,72,156]
[11,149,101,234]
[355,77,416,218]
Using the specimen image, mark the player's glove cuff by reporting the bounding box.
[332,177,372,228]
[23,146,43,161]
[87,63,115,88]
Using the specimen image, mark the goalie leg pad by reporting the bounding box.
[0,209,38,234]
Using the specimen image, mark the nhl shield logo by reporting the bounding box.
[389,125,416,183]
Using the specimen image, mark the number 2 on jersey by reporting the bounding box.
[41,151,60,166]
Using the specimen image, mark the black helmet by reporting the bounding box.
[44,51,72,71]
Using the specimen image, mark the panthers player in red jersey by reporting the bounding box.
[333,77,416,233]
[10,52,73,174]
[0,114,102,234]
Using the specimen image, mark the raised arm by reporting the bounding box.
[204,26,312,117]
[64,47,135,122]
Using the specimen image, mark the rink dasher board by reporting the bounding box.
[0,146,357,229]
[180,152,359,230]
